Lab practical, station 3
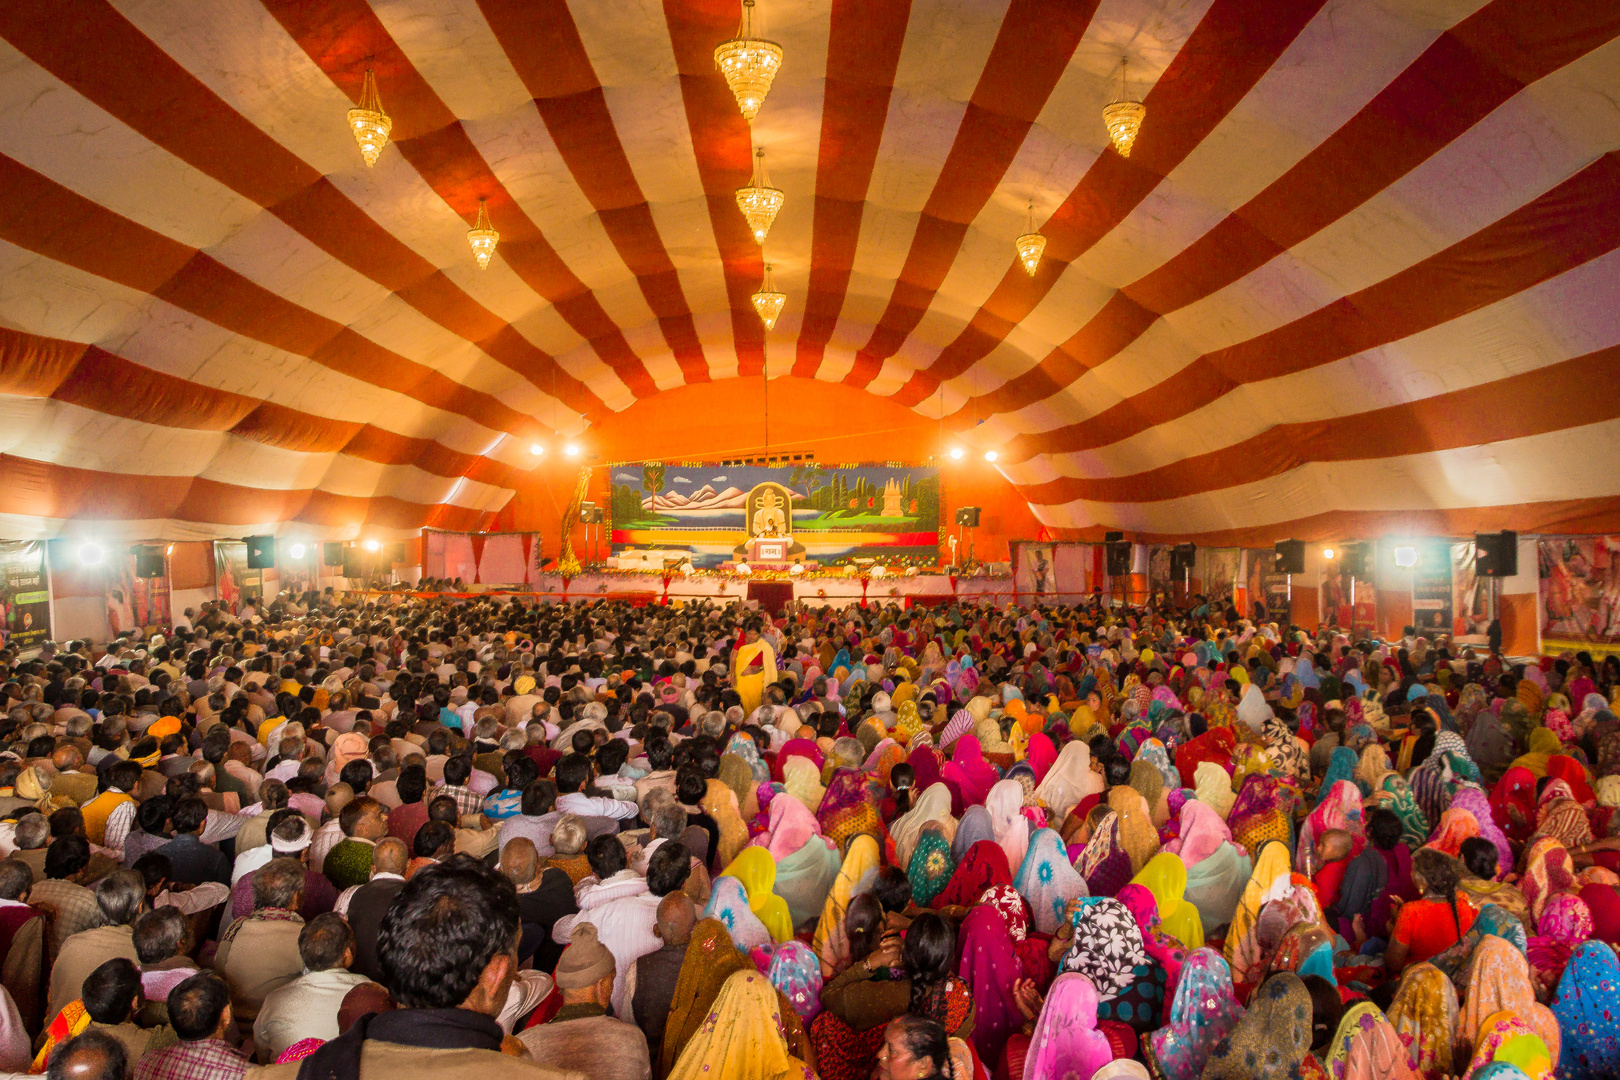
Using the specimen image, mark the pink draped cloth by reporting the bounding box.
[941,735,998,807]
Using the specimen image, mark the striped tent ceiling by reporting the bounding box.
[1,0,1617,543]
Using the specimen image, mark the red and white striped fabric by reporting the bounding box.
[0,0,1615,542]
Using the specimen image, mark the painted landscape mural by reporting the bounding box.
[609,462,941,568]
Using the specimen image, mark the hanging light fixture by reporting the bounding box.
[1102,58,1146,157]
[1014,200,1046,276]
[735,147,784,244]
[752,263,785,330]
[467,200,499,269]
[714,0,782,122]
[347,68,392,168]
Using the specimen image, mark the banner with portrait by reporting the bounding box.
[214,541,249,612]
[0,541,51,649]
[1538,537,1620,644]
[1410,540,1455,635]
[106,550,170,634]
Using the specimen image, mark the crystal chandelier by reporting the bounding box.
[735,147,784,244]
[467,200,499,269]
[752,263,785,330]
[714,0,782,122]
[1015,201,1046,276]
[347,68,392,168]
[1103,59,1145,157]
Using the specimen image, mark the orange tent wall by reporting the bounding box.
[485,377,1045,565]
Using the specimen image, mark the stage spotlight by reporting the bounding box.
[78,543,104,566]
[948,447,965,460]
[289,544,306,559]
[363,539,382,553]
[564,443,581,458]
[983,450,999,462]
[1393,546,1418,568]
[529,443,544,456]
[1322,547,1335,560]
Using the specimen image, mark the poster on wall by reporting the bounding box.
[1015,543,1057,595]
[1148,546,1173,600]
[1450,541,1492,638]
[214,541,249,612]
[1243,550,1291,622]
[1410,541,1454,635]
[609,461,940,568]
[1538,537,1620,644]
[0,541,50,650]
[1202,548,1241,607]
[106,550,170,634]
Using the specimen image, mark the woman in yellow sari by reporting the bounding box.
[702,779,750,868]
[813,834,880,956]
[1223,839,1293,996]
[735,636,778,715]
[667,969,815,1080]
[1131,852,1205,950]
[720,847,794,943]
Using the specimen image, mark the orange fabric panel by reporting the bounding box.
[168,542,215,591]
[1498,592,1539,656]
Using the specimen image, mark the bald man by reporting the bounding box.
[632,893,695,1063]
[501,837,576,972]
[343,837,408,983]
[49,745,99,806]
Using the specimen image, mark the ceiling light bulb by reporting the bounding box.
[565,444,581,458]
[529,443,545,456]
[949,447,965,460]
[983,450,999,462]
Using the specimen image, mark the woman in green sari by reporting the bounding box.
[1357,744,1428,849]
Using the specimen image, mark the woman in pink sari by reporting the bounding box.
[941,734,998,807]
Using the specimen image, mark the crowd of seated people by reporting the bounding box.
[0,587,1617,1080]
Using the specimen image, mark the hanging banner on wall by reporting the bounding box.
[1243,550,1291,623]
[1451,541,1492,638]
[1014,543,1058,595]
[107,551,170,634]
[1202,548,1241,607]
[1538,537,1620,644]
[1410,540,1454,634]
[214,541,248,612]
[0,541,51,649]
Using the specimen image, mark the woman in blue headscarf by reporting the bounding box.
[1315,746,1359,808]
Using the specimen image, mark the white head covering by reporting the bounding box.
[1033,740,1103,822]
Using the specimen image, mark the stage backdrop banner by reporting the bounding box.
[0,541,51,649]
[1538,537,1620,644]
[1201,548,1241,607]
[609,462,940,568]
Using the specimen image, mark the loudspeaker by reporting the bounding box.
[245,535,274,569]
[323,542,344,567]
[389,541,407,564]
[134,547,165,578]
[1475,531,1519,577]
[1170,543,1196,574]
[955,507,981,527]
[1105,541,1131,577]
[1340,542,1372,579]
[1103,531,1124,544]
[1274,539,1305,575]
[342,547,363,578]
[580,502,604,524]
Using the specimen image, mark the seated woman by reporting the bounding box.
[1385,848,1477,975]
[813,911,973,1080]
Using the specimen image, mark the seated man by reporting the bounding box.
[249,855,583,1078]
[253,912,370,1062]
[213,858,305,1031]
[551,837,663,1021]
[132,907,198,1017]
[499,838,576,973]
[321,796,389,891]
[133,972,249,1080]
[47,869,145,1026]
[52,957,176,1071]
[42,1028,126,1080]
[517,924,649,1080]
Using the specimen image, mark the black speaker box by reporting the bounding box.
[342,547,363,578]
[324,542,344,566]
[389,541,407,563]
[1475,531,1519,577]
[1106,541,1131,576]
[1340,542,1372,579]
[1103,531,1124,544]
[1170,543,1196,574]
[955,506,981,527]
[245,535,274,569]
[1274,539,1305,575]
[134,547,165,578]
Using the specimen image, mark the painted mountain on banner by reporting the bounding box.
[641,485,804,512]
